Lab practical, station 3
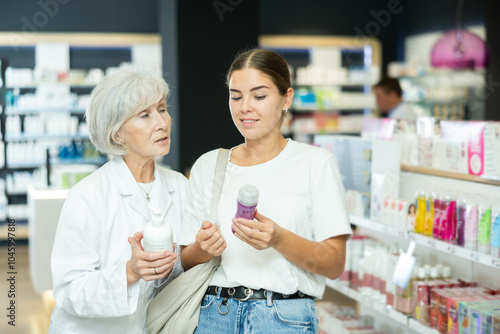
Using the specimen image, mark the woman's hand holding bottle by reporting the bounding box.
[231,210,284,250]
[126,231,177,285]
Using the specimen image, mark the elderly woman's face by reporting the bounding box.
[118,99,171,161]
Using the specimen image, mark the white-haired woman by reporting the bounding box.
[49,67,186,333]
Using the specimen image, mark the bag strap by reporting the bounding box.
[209,149,229,226]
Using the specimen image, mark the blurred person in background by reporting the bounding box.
[373,77,418,120]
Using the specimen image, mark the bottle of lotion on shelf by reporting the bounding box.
[143,207,173,252]
[233,184,259,234]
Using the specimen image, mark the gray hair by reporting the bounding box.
[86,65,170,156]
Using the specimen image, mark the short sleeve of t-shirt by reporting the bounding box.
[310,154,352,242]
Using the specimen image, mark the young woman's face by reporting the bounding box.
[117,98,171,161]
[228,68,292,140]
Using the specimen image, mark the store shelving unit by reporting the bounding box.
[320,135,500,333]
[326,280,414,327]
[350,214,500,270]
[259,35,381,142]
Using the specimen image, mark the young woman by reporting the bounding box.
[181,49,352,333]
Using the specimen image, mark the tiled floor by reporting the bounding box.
[0,244,51,334]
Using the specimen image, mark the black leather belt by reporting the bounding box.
[206,286,313,301]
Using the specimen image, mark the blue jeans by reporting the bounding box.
[194,293,318,334]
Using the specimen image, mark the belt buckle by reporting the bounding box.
[237,288,253,301]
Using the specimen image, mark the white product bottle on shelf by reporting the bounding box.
[143,207,173,253]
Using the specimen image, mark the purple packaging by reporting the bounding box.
[233,184,259,233]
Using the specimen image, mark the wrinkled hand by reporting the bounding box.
[231,210,284,250]
[196,221,226,257]
[126,231,177,285]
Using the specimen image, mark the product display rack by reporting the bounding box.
[326,156,500,333]
[259,35,381,142]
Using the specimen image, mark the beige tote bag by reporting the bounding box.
[146,149,229,334]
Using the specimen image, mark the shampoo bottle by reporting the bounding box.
[424,192,435,236]
[491,203,500,258]
[415,189,426,234]
[456,197,467,247]
[143,207,173,252]
[233,184,259,234]
[440,194,457,242]
[464,199,479,251]
[432,194,443,239]
[477,201,492,254]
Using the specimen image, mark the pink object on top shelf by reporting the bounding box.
[430,30,489,69]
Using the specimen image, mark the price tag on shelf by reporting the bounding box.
[471,252,480,262]
[493,259,500,269]
[397,230,408,239]
[427,239,436,248]
[447,245,456,255]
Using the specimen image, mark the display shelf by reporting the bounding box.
[295,82,371,87]
[6,189,28,196]
[7,157,106,169]
[292,130,361,136]
[5,82,96,89]
[292,106,372,112]
[5,133,89,142]
[5,106,86,114]
[350,215,409,239]
[407,319,440,334]
[401,165,500,187]
[325,279,410,326]
[350,214,500,269]
[51,157,107,165]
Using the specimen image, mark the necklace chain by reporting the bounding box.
[138,181,154,203]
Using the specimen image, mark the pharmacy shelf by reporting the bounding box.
[5,133,89,142]
[51,157,107,165]
[6,82,96,89]
[5,106,86,114]
[408,319,440,334]
[6,189,28,196]
[401,165,500,187]
[295,82,371,87]
[292,130,361,136]
[292,106,373,112]
[350,214,500,269]
[325,279,409,326]
[7,157,106,169]
[349,215,409,239]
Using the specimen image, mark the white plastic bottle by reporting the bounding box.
[143,207,173,252]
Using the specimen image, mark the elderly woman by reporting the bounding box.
[49,67,186,333]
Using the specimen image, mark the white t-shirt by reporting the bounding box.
[180,139,352,299]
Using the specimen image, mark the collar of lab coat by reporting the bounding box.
[109,156,174,223]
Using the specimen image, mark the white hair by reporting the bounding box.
[86,65,170,156]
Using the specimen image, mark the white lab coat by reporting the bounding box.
[388,102,418,121]
[49,157,187,334]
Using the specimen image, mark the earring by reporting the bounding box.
[119,139,124,145]
[284,108,289,113]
